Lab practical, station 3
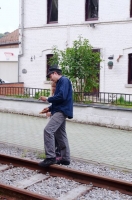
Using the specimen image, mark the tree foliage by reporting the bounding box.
[50,36,101,95]
[0,32,10,39]
[0,33,4,38]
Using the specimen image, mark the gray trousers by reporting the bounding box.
[44,112,70,161]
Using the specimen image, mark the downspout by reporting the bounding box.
[18,0,24,82]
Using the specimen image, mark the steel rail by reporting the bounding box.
[0,154,132,196]
[0,183,56,200]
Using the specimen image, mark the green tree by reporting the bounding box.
[50,36,101,101]
[0,32,9,38]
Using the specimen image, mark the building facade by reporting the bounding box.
[19,0,132,93]
[0,29,19,82]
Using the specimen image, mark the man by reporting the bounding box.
[40,81,61,159]
[39,66,73,167]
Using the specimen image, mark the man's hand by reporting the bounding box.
[39,96,48,101]
[46,112,51,117]
[39,107,49,114]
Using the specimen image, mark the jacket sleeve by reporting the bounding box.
[48,78,69,103]
[48,105,52,112]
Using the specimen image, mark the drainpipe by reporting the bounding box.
[18,0,24,82]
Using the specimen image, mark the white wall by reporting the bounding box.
[0,48,19,82]
[0,98,132,130]
[19,0,132,93]
[0,62,18,82]
[0,48,18,61]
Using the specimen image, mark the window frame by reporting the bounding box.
[47,0,58,24]
[85,0,99,21]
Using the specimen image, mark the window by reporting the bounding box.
[128,54,132,84]
[47,0,58,23]
[46,54,53,79]
[85,0,99,21]
[130,0,132,17]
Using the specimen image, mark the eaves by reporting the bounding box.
[0,42,21,46]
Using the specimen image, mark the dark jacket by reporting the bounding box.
[48,76,73,119]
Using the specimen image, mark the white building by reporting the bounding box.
[19,0,132,93]
[0,29,19,82]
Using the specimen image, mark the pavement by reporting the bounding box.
[0,111,132,170]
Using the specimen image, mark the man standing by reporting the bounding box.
[39,66,73,167]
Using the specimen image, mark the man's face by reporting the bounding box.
[49,72,58,82]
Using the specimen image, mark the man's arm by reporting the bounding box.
[39,96,48,101]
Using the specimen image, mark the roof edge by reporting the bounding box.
[0,42,20,46]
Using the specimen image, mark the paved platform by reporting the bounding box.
[0,112,132,170]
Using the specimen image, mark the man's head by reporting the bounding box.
[47,66,62,82]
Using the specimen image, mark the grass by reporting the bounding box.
[6,94,30,98]
[21,149,28,158]
[112,96,132,107]
[5,89,50,99]
[37,153,46,159]
[4,92,132,109]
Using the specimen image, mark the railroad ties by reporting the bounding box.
[0,154,132,200]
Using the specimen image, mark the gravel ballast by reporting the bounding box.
[0,142,132,199]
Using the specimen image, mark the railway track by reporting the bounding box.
[0,154,132,200]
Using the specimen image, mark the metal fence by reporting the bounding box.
[0,87,50,99]
[73,92,132,106]
[0,87,132,106]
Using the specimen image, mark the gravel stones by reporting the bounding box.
[0,142,132,199]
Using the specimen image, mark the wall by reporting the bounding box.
[0,48,19,61]
[0,47,19,82]
[0,83,24,96]
[19,0,132,93]
[0,62,18,82]
[0,97,132,131]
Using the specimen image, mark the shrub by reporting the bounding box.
[34,90,50,99]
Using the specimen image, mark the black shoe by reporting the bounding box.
[56,159,70,165]
[38,158,56,167]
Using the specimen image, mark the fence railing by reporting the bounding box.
[0,87,132,106]
[73,92,132,106]
[0,87,50,99]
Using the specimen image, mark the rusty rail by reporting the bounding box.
[0,183,55,200]
[0,154,132,197]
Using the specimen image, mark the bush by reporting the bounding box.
[34,90,50,99]
[113,95,132,106]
